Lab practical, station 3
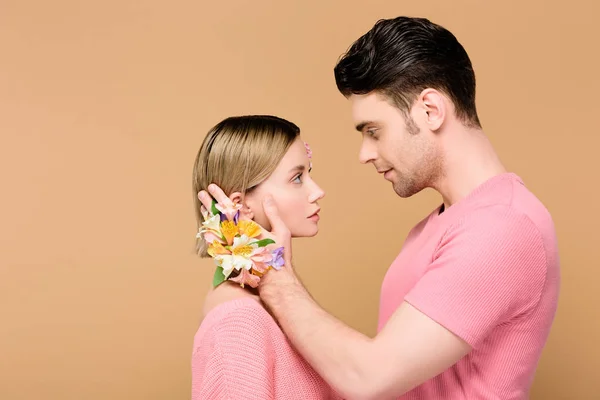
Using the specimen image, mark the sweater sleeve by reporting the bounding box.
[192,305,276,399]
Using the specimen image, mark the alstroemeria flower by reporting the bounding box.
[220,220,239,245]
[198,197,285,288]
[249,247,273,275]
[215,202,242,221]
[207,240,230,257]
[237,220,261,238]
[304,141,313,169]
[229,268,260,288]
[202,230,223,245]
[197,214,224,244]
[214,235,257,278]
[201,213,221,233]
[268,247,285,270]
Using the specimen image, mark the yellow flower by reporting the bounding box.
[221,220,239,245]
[207,240,230,257]
[237,220,261,238]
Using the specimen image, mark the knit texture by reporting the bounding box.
[191,297,341,399]
[379,173,560,399]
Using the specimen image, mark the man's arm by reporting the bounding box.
[259,201,547,400]
[260,272,471,400]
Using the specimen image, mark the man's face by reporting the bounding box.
[350,92,442,198]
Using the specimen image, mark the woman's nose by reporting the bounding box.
[308,182,325,203]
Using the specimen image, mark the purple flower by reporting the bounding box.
[220,209,240,225]
[269,247,285,270]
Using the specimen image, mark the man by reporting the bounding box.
[199,16,560,399]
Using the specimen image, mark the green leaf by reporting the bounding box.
[212,266,226,288]
[252,238,275,247]
[210,199,220,216]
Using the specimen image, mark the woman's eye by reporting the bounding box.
[367,129,377,136]
[292,173,303,184]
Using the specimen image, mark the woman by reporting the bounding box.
[190,115,340,399]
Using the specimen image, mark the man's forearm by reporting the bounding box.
[261,276,379,399]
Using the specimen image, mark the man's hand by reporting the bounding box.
[256,194,303,302]
[258,194,293,266]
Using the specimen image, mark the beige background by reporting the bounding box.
[1,0,599,398]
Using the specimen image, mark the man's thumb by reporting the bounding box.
[262,195,284,231]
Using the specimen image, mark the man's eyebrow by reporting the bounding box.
[355,121,375,132]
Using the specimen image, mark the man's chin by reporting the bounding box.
[392,183,419,198]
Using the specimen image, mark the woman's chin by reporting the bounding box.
[290,224,319,238]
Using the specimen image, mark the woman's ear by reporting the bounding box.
[229,192,242,204]
[230,192,254,220]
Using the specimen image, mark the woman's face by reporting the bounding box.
[244,137,325,237]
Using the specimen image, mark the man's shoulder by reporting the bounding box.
[441,173,554,239]
[464,176,555,243]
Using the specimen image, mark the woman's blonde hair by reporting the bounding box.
[192,115,300,257]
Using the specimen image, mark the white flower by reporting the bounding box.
[201,214,221,232]
[213,235,258,278]
[197,214,221,240]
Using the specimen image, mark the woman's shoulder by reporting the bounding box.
[203,296,271,329]
[193,293,278,348]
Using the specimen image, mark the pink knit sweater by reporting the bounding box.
[191,297,341,399]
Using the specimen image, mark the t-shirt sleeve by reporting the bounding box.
[191,308,275,399]
[404,207,548,348]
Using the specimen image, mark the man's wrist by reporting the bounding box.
[260,269,305,311]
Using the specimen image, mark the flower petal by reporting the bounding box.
[252,261,270,275]
[238,220,261,238]
[232,255,253,271]
[215,202,243,221]
[201,214,221,233]
[229,269,260,288]
[202,231,224,245]
[215,255,235,278]
[221,220,239,245]
[207,240,230,257]
[268,247,285,270]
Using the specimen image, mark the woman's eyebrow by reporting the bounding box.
[288,165,305,173]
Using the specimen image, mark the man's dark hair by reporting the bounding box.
[334,16,481,128]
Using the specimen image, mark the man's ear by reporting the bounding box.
[230,191,254,220]
[418,88,446,131]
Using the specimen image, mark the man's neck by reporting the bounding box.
[435,127,507,208]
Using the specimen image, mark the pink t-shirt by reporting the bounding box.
[191,297,342,399]
[379,173,560,399]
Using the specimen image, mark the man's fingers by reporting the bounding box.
[197,191,213,212]
[207,184,230,206]
[262,195,289,237]
[198,183,231,213]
